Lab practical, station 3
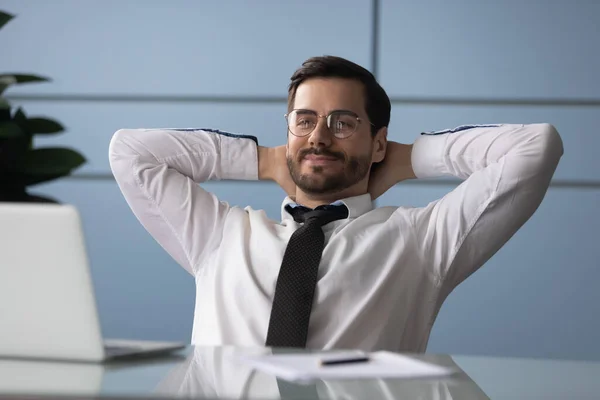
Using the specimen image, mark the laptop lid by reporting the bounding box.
[0,203,105,362]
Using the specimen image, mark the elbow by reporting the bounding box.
[108,129,133,157]
[108,128,141,159]
[108,129,139,174]
[533,123,564,168]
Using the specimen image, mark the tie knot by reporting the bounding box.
[287,204,349,227]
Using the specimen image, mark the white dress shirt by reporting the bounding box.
[108,123,563,352]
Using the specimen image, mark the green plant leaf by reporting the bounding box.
[0,74,50,84]
[20,147,86,178]
[13,107,26,122]
[0,74,50,94]
[12,109,34,149]
[23,173,66,187]
[22,117,64,134]
[0,97,9,110]
[0,11,14,30]
[0,121,23,138]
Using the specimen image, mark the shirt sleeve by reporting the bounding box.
[409,123,564,289]
[108,128,259,276]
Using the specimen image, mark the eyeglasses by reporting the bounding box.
[284,109,374,139]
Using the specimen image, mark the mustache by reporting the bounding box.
[299,148,345,161]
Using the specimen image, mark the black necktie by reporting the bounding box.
[265,203,349,348]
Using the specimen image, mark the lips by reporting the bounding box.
[303,154,341,166]
[304,154,339,161]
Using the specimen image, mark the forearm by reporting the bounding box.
[109,128,258,184]
[411,124,563,180]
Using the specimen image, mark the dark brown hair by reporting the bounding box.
[287,55,391,136]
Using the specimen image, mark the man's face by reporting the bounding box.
[286,77,378,196]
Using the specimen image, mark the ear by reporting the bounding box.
[371,126,388,163]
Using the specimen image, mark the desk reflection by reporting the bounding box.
[154,347,490,399]
[0,358,103,397]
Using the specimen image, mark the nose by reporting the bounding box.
[308,118,333,148]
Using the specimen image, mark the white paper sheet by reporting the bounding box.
[238,351,457,383]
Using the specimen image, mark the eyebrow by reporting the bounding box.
[295,109,359,116]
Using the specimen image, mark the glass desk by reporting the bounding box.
[1,346,598,399]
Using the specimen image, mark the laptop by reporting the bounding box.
[0,203,186,362]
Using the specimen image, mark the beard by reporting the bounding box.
[287,147,372,195]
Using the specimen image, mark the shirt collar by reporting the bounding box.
[280,193,374,222]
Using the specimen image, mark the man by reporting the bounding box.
[109,56,563,352]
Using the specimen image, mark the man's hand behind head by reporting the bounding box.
[368,142,415,201]
[258,145,296,198]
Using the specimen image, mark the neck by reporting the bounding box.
[293,182,368,209]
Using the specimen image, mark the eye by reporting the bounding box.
[332,115,357,132]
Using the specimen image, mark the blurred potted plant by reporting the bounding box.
[0,10,86,203]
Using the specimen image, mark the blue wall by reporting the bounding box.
[3,0,599,361]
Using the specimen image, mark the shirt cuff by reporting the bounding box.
[220,134,259,180]
[411,133,450,179]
